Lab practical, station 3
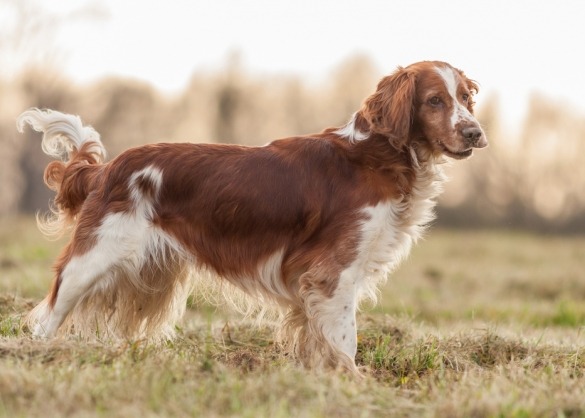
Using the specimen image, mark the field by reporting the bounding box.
[0,217,584,417]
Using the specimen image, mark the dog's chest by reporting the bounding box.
[356,164,445,283]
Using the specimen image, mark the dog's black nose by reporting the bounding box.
[462,126,483,141]
[462,126,488,148]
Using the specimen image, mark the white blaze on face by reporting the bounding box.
[435,66,476,129]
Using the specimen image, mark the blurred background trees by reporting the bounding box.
[1,1,584,233]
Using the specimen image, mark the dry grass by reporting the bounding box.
[0,217,584,417]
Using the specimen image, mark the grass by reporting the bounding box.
[0,217,584,417]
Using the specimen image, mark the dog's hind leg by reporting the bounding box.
[31,210,155,338]
[34,247,114,338]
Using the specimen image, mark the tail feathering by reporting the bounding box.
[17,108,107,239]
[17,108,106,163]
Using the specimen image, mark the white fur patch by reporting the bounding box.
[315,265,359,362]
[129,165,163,206]
[32,204,188,338]
[353,201,415,304]
[436,66,458,100]
[95,210,186,288]
[435,66,476,128]
[335,112,369,142]
[17,108,106,162]
[354,156,446,306]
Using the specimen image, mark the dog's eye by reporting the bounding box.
[429,96,442,106]
[462,93,470,102]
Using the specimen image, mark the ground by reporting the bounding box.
[0,217,584,417]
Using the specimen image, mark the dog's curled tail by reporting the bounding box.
[17,108,107,238]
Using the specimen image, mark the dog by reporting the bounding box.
[17,61,487,373]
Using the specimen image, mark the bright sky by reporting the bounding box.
[3,0,585,129]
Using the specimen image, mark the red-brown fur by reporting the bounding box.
[19,61,487,373]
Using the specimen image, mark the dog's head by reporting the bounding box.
[361,61,487,159]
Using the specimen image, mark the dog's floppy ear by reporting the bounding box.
[361,67,416,148]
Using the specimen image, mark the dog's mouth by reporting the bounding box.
[438,141,473,160]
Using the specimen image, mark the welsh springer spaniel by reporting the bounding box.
[18,61,486,373]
